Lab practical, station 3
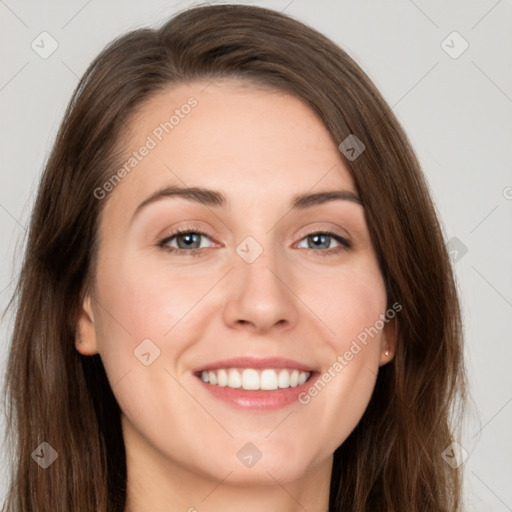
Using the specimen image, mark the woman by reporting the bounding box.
[2,4,466,511]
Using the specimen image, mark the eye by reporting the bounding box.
[158,228,351,256]
[296,231,351,254]
[159,228,214,254]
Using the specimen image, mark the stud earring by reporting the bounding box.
[384,350,390,357]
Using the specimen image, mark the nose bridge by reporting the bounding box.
[238,245,281,292]
[235,233,288,301]
[222,232,298,332]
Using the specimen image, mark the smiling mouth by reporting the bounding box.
[196,368,312,391]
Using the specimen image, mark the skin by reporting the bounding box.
[77,80,397,512]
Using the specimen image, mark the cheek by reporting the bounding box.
[91,257,220,461]
[90,253,203,395]
[95,253,216,345]
[293,259,387,452]
[301,256,387,354]
[92,251,230,423]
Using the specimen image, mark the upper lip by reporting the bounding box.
[193,356,317,374]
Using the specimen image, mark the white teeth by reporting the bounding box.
[227,368,242,388]
[199,368,311,390]
[217,369,228,387]
[278,369,290,388]
[298,371,308,385]
[261,369,278,390]
[242,369,259,390]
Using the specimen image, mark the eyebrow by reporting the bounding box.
[131,185,362,222]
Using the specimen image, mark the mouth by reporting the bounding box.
[192,357,318,410]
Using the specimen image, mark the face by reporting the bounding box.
[78,80,396,487]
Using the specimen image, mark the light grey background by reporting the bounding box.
[1,0,511,509]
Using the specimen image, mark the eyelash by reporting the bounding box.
[158,227,352,257]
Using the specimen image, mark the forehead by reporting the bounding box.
[104,80,356,216]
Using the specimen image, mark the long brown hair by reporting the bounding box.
[2,4,466,511]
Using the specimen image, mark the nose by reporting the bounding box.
[222,250,299,334]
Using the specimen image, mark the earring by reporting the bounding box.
[384,350,390,357]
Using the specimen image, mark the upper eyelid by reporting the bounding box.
[160,226,212,242]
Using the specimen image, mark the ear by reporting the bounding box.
[75,294,99,356]
[378,317,398,367]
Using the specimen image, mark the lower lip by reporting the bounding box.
[195,373,318,410]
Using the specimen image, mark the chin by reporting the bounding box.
[202,442,322,486]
